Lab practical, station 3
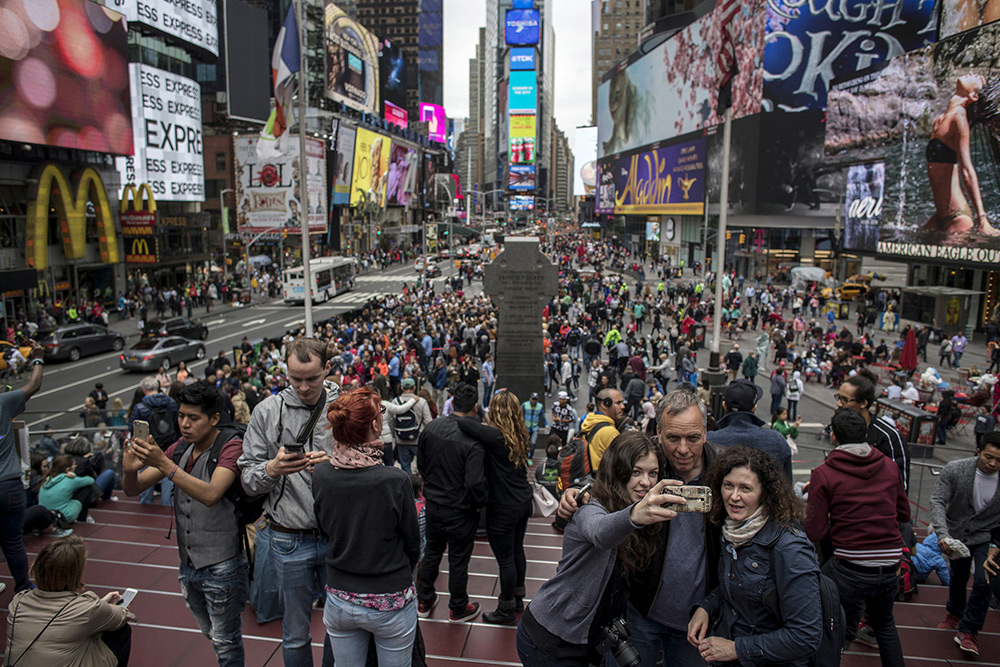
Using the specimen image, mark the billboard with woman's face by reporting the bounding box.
[825,21,1000,266]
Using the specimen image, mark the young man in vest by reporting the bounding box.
[122,381,247,666]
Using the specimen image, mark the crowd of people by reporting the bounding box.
[1,234,999,667]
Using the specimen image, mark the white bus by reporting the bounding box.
[283,256,357,304]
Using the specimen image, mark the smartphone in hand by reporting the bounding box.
[284,444,306,460]
[132,421,150,442]
[118,588,138,608]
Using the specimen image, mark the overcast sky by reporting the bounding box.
[442,0,593,148]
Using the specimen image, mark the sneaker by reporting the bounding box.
[937,613,961,630]
[0,582,5,595]
[85,517,96,525]
[955,632,979,656]
[527,459,534,466]
[853,624,878,648]
[449,602,481,623]
[417,595,437,619]
[51,528,73,538]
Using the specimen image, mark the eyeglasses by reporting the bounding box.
[379,404,387,414]
[833,393,856,404]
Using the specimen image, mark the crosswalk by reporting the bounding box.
[330,291,394,304]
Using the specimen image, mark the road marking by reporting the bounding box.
[204,318,226,326]
[244,318,266,326]
[282,319,302,328]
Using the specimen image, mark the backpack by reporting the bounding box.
[557,422,611,493]
[897,545,918,601]
[393,397,421,443]
[146,401,180,448]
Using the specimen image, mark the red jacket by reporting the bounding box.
[805,446,910,561]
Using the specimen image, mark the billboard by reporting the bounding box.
[596,0,765,158]
[763,0,937,112]
[509,165,535,191]
[385,101,408,129]
[116,0,219,57]
[825,22,1000,266]
[509,116,536,166]
[386,144,417,206]
[224,0,270,123]
[0,0,132,154]
[234,135,327,234]
[595,162,615,214]
[646,221,660,242]
[510,47,536,71]
[379,39,407,112]
[505,8,540,45]
[509,195,535,211]
[573,126,598,196]
[332,124,356,205]
[325,2,380,114]
[843,162,885,252]
[939,0,1000,40]
[417,0,444,106]
[609,137,706,215]
[509,71,537,114]
[420,103,447,143]
[350,127,391,206]
[512,0,534,7]
[116,64,203,202]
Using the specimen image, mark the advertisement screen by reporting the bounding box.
[379,39,407,111]
[234,135,327,234]
[505,9,540,45]
[610,137,706,215]
[940,0,1000,40]
[325,2,380,113]
[574,126,598,196]
[842,162,884,252]
[0,0,132,154]
[510,47,536,71]
[825,23,1000,266]
[512,0,534,8]
[385,101,408,129]
[763,0,936,112]
[509,115,536,166]
[351,127,392,206]
[646,221,660,242]
[596,0,764,159]
[509,71,537,114]
[224,0,270,123]
[332,124,356,205]
[386,144,417,206]
[420,103,447,143]
[116,64,203,202]
[509,165,535,191]
[509,195,535,211]
[116,0,219,57]
[595,161,615,214]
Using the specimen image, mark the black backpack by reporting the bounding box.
[393,397,421,443]
[146,402,180,448]
[556,422,611,493]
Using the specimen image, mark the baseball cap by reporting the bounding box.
[401,378,416,389]
[530,392,539,399]
[557,390,569,400]
[723,379,764,413]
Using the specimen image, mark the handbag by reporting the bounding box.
[530,480,558,518]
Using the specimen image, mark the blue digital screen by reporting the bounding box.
[509,47,535,71]
[505,9,540,46]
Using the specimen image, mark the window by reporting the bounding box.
[215,152,226,172]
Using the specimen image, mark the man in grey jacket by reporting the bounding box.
[238,338,340,667]
[929,433,1000,656]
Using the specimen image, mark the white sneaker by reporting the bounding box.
[85,517,96,524]
[0,582,6,594]
[51,528,73,538]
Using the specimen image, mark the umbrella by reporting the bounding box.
[249,255,272,266]
[899,328,918,371]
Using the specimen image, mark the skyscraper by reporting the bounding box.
[591,0,646,122]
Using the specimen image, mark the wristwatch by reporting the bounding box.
[30,359,44,366]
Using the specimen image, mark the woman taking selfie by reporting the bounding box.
[517,431,684,666]
[457,388,533,624]
[687,446,821,665]
[313,387,420,666]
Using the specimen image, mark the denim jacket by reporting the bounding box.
[699,520,822,666]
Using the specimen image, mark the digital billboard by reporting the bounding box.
[385,101,408,129]
[116,0,219,57]
[0,0,132,154]
[420,103,447,143]
[116,64,203,202]
[609,137,706,215]
[325,2,380,114]
[763,0,936,112]
[595,162,615,214]
[512,0,534,8]
[509,195,535,211]
[825,22,1000,266]
[596,0,765,158]
[224,0,270,123]
[509,165,535,191]
[510,47,536,71]
[509,115,536,166]
[939,0,1000,40]
[573,126,598,196]
[646,221,660,242]
[842,162,884,252]
[379,39,407,111]
[234,135,326,234]
[350,127,391,206]
[505,9,540,45]
[386,144,417,206]
[509,71,537,114]
[332,123,356,205]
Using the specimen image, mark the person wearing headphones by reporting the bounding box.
[580,388,625,470]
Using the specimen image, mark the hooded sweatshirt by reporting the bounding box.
[39,473,96,523]
[805,445,910,562]
[580,412,619,471]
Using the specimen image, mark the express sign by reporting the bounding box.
[110,0,219,57]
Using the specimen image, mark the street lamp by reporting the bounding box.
[219,188,235,282]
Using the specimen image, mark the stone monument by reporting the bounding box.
[483,237,559,407]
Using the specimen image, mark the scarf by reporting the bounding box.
[722,506,768,548]
[330,439,384,469]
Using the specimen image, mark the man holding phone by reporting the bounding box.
[238,338,339,667]
[122,381,247,666]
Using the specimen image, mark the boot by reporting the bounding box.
[482,597,517,625]
[514,586,526,613]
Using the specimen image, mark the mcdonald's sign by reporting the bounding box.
[126,237,157,264]
[25,164,119,271]
[120,183,157,235]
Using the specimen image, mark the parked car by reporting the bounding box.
[120,336,206,372]
[142,317,209,340]
[40,324,126,362]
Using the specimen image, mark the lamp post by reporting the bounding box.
[219,188,235,283]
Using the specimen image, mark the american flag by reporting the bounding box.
[715,0,740,114]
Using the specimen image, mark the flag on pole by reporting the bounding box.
[714,0,740,116]
[257,3,300,160]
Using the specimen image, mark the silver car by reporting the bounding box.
[120,336,206,372]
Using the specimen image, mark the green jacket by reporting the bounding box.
[39,473,95,523]
[742,355,758,378]
[772,419,799,440]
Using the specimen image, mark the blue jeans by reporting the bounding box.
[482,383,494,408]
[0,477,31,591]
[396,444,417,474]
[527,430,539,460]
[178,556,248,666]
[270,531,328,667]
[140,469,172,505]
[823,558,904,667]
[96,469,116,500]
[607,604,703,667]
[948,542,993,635]
[323,592,417,667]
[770,393,782,416]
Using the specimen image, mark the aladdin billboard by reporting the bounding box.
[608,137,706,215]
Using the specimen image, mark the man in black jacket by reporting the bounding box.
[416,383,487,623]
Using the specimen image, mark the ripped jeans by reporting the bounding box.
[178,555,248,666]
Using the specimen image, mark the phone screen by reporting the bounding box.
[118,588,138,608]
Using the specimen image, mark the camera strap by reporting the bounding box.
[6,597,75,667]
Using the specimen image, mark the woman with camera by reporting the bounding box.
[687,446,821,665]
[312,387,421,666]
[5,535,134,666]
[456,388,533,625]
[517,431,685,666]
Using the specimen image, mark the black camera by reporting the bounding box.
[595,617,641,667]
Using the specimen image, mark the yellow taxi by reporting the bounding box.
[0,340,33,372]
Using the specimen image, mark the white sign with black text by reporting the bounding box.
[108,0,218,57]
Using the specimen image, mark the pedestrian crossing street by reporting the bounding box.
[330,290,394,303]
[354,274,448,283]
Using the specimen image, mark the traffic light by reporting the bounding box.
[376,227,382,236]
